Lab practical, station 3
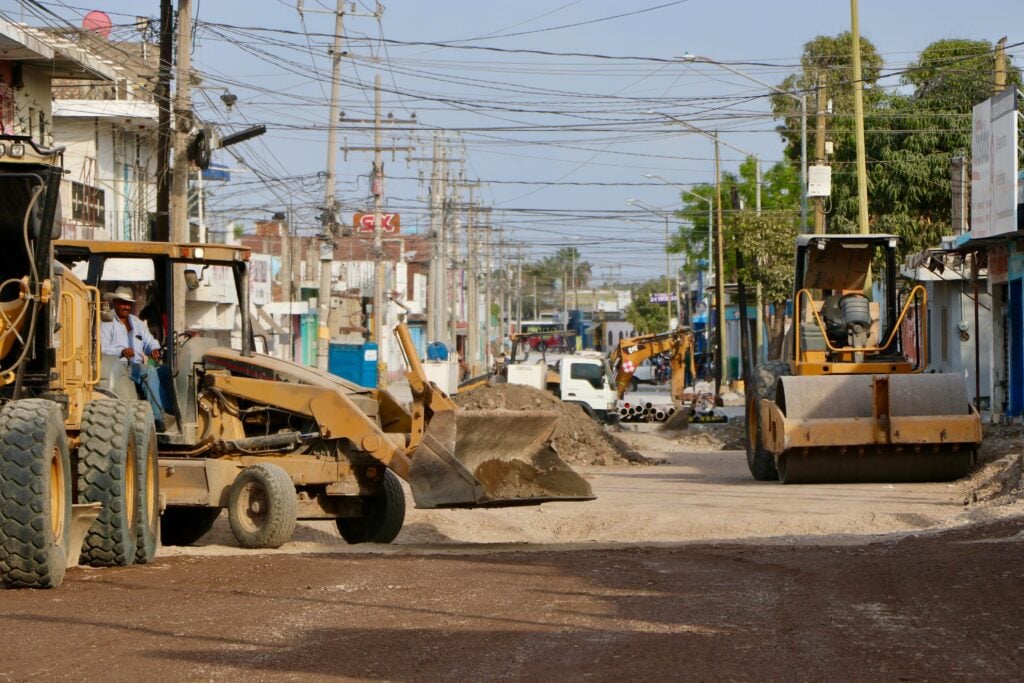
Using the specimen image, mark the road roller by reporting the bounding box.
[744,234,982,484]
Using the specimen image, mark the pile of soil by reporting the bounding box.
[453,383,656,466]
[671,419,745,451]
[960,423,1024,506]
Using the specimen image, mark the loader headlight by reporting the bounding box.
[9,143,24,158]
[0,143,6,156]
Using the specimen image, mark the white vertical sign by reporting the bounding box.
[971,89,1019,239]
[971,98,992,238]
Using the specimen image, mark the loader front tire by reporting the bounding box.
[227,463,297,549]
[78,399,139,567]
[745,360,788,481]
[336,469,406,544]
[131,402,160,564]
[161,507,221,546]
[0,400,72,589]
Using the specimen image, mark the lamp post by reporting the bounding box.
[679,53,809,233]
[623,203,677,329]
[651,112,762,213]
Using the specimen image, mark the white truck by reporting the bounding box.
[506,352,619,424]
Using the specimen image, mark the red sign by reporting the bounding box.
[352,212,400,234]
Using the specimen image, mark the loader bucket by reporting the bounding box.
[763,373,981,484]
[407,409,594,508]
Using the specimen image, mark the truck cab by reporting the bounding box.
[552,353,618,424]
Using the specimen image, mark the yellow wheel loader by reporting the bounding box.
[55,239,593,550]
[744,234,982,484]
[0,135,160,589]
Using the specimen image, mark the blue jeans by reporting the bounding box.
[130,362,166,429]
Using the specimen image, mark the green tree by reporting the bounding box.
[523,246,591,316]
[724,211,800,359]
[672,159,800,356]
[624,279,671,334]
[773,34,1021,257]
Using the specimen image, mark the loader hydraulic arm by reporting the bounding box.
[611,329,696,401]
[204,373,413,479]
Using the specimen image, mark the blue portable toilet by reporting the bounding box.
[328,342,378,387]
[426,341,451,361]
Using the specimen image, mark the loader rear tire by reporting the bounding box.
[78,399,139,567]
[161,507,221,546]
[227,463,297,549]
[745,360,788,481]
[336,469,406,544]
[131,402,160,564]
[0,400,72,589]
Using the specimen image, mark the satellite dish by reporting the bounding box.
[82,10,113,38]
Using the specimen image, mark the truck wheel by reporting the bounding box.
[161,507,221,546]
[78,399,139,567]
[0,400,72,589]
[745,360,788,481]
[131,402,160,564]
[336,469,406,544]
[227,463,297,548]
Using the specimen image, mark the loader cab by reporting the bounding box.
[791,234,924,375]
[55,241,253,443]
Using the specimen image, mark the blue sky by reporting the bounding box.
[4,0,1022,282]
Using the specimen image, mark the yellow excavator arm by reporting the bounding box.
[610,328,696,403]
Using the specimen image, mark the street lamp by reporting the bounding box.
[679,53,809,232]
[624,200,678,328]
[649,111,762,213]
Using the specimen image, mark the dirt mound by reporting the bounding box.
[961,423,1024,506]
[668,419,744,451]
[453,383,656,466]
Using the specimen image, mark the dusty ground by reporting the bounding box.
[2,414,1023,680]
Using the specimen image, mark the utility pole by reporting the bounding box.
[483,224,493,369]
[663,214,672,326]
[814,70,829,235]
[170,0,192,331]
[850,0,869,234]
[371,73,388,387]
[426,134,445,342]
[448,180,460,351]
[994,36,1008,92]
[714,136,727,390]
[154,0,173,242]
[466,191,477,374]
[515,244,523,335]
[314,0,345,372]
[170,0,192,243]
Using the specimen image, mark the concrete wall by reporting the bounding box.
[926,280,992,408]
[54,115,156,241]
